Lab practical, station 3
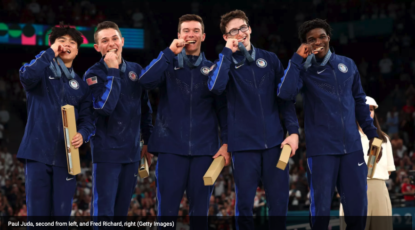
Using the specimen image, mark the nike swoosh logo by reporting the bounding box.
[174,67,181,70]
[49,76,56,79]
[358,162,364,166]
[235,64,244,69]
[317,69,326,74]
[66,177,74,181]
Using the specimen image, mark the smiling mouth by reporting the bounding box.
[314,47,324,52]
[186,41,196,44]
[108,49,117,52]
[66,50,71,54]
[237,37,247,42]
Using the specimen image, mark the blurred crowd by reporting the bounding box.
[0,0,415,221]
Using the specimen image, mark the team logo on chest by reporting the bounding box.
[69,79,79,90]
[129,71,138,81]
[338,63,348,73]
[256,58,267,68]
[200,66,210,76]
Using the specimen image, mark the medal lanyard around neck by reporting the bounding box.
[232,42,255,67]
[303,49,332,70]
[178,48,203,68]
[50,57,75,79]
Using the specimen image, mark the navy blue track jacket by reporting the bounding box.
[208,47,299,152]
[139,48,227,156]
[84,58,153,163]
[277,52,378,157]
[17,48,94,167]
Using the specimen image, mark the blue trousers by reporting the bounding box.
[25,159,76,228]
[91,161,140,228]
[232,145,289,230]
[307,150,367,230]
[155,153,214,230]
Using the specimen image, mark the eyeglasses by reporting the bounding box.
[226,25,249,36]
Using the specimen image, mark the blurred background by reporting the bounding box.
[0,0,414,227]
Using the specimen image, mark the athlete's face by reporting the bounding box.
[94,28,124,57]
[305,28,330,59]
[223,18,252,50]
[53,35,79,62]
[178,21,205,55]
[369,105,375,119]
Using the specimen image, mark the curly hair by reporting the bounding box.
[298,18,332,43]
[49,22,83,48]
[220,10,249,35]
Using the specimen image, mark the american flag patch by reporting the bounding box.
[86,76,98,86]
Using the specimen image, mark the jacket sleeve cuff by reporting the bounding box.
[45,48,56,61]
[221,47,233,60]
[291,52,304,66]
[142,135,150,145]
[365,129,379,140]
[287,126,299,136]
[221,135,228,145]
[78,129,89,143]
[108,68,120,77]
[163,47,176,62]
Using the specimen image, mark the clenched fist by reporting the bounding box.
[169,39,186,55]
[51,43,67,57]
[296,43,319,59]
[225,39,239,53]
[104,50,119,69]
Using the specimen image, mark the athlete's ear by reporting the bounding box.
[94,44,100,53]
[223,34,228,42]
[201,33,206,42]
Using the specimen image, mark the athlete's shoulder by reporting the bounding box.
[84,62,106,80]
[331,53,355,66]
[125,60,144,71]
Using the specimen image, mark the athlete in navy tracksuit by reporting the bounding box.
[17,25,94,222]
[138,15,228,230]
[277,19,379,230]
[208,10,299,230]
[83,21,153,223]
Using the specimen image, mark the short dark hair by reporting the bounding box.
[49,22,83,49]
[298,18,332,43]
[178,14,205,33]
[94,21,122,43]
[220,10,249,34]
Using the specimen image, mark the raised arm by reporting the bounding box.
[208,39,239,95]
[19,49,54,91]
[277,52,304,102]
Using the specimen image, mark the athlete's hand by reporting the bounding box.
[71,133,83,148]
[296,43,319,59]
[104,50,119,69]
[281,134,299,157]
[368,138,383,163]
[225,39,239,53]
[213,144,231,166]
[169,39,186,55]
[51,43,67,57]
[141,145,153,166]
